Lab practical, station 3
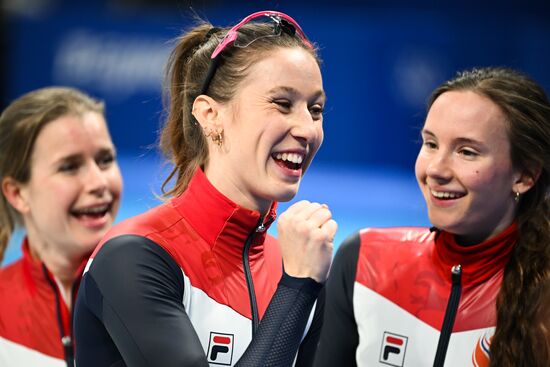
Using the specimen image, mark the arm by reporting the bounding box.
[313,232,361,367]
[237,274,322,367]
[75,235,209,367]
[76,235,323,367]
[294,287,325,367]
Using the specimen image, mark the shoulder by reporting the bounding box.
[92,201,184,257]
[104,201,180,239]
[359,226,433,244]
[356,226,434,256]
[0,259,24,295]
[0,258,23,278]
[90,234,177,271]
[352,227,435,287]
[86,234,184,292]
[335,227,433,260]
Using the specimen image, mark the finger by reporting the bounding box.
[293,202,328,221]
[282,200,312,217]
[320,219,338,241]
[307,206,333,228]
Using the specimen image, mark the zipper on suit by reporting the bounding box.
[242,215,274,336]
[433,264,462,367]
[42,265,75,367]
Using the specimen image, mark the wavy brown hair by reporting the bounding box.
[0,87,104,264]
[428,67,550,366]
[159,17,320,197]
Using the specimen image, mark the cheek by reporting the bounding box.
[312,126,324,153]
[414,154,427,182]
[461,165,501,190]
[107,167,123,195]
[36,181,78,212]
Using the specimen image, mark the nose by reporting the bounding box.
[85,162,109,196]
[425,151,453,182]
[290,107,321,145]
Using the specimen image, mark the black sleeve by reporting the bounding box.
[236,273,322,367]
[75,235,209,367]
[313,232,361,367]
[74,235,323,367]
[294,286,325,367]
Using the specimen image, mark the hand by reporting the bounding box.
[276,200,337,283]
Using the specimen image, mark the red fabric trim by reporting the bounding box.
[356,226,511,332]
[94,167,282,320]
[434,223,517,285]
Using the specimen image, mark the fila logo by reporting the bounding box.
[379,331,408,367]
[207,332,234,365]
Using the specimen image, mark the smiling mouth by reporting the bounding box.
[272,152,304,170]
[70,203,112,219]
[430,190,466,200]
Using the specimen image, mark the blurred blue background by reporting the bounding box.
[2,0,550,264]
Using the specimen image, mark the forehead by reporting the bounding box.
[425,90,509,141]
[238,47,323,93]
[33,112,112,156]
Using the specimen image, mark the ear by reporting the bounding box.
[512,165,541,195]
[1,177,30,214]
[192,95,224,134]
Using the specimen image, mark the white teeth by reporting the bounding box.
[74,205,109,215]
[431,190,463,199]
[275,153,304,164]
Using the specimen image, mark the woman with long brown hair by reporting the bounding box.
[314,67,550,367]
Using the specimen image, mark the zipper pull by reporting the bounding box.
[256,215,275,233]
[61,335,72,348]
[432,264,463,367]
[451,264,462,284]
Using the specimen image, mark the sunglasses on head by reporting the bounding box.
[200,10,312,95]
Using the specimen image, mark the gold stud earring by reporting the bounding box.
[211,130,223,147]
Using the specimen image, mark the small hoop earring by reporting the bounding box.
[514,191,521,203]
[211,131,223,147]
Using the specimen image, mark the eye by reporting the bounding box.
[458,148,479,158]
[58,159,80,174]
[96,151,116,169]
[422,140,437,150]
[309,104,324,120]
[272,99,292,111]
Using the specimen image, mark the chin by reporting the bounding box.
[273,187,300,203]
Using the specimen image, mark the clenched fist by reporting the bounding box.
[276,200,337,283]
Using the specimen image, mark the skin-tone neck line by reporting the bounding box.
[26,227,84,308]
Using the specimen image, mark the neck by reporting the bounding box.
[27,236,83,307]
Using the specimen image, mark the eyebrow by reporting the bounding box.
[267,86,326,102]
[52,147,116,165]
[421,129,484,146]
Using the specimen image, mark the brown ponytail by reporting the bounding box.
[159,18,320,197]
[160,24,213,197]
[428,67,550,366]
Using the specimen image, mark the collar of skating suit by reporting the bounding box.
[173,167,277,254]
[21,238,88,297]
[21,238,45,295]
[434,222,517,286]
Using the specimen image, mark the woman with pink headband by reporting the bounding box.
[74,10,336,367]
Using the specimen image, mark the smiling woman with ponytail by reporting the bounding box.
[74,11,336,367]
